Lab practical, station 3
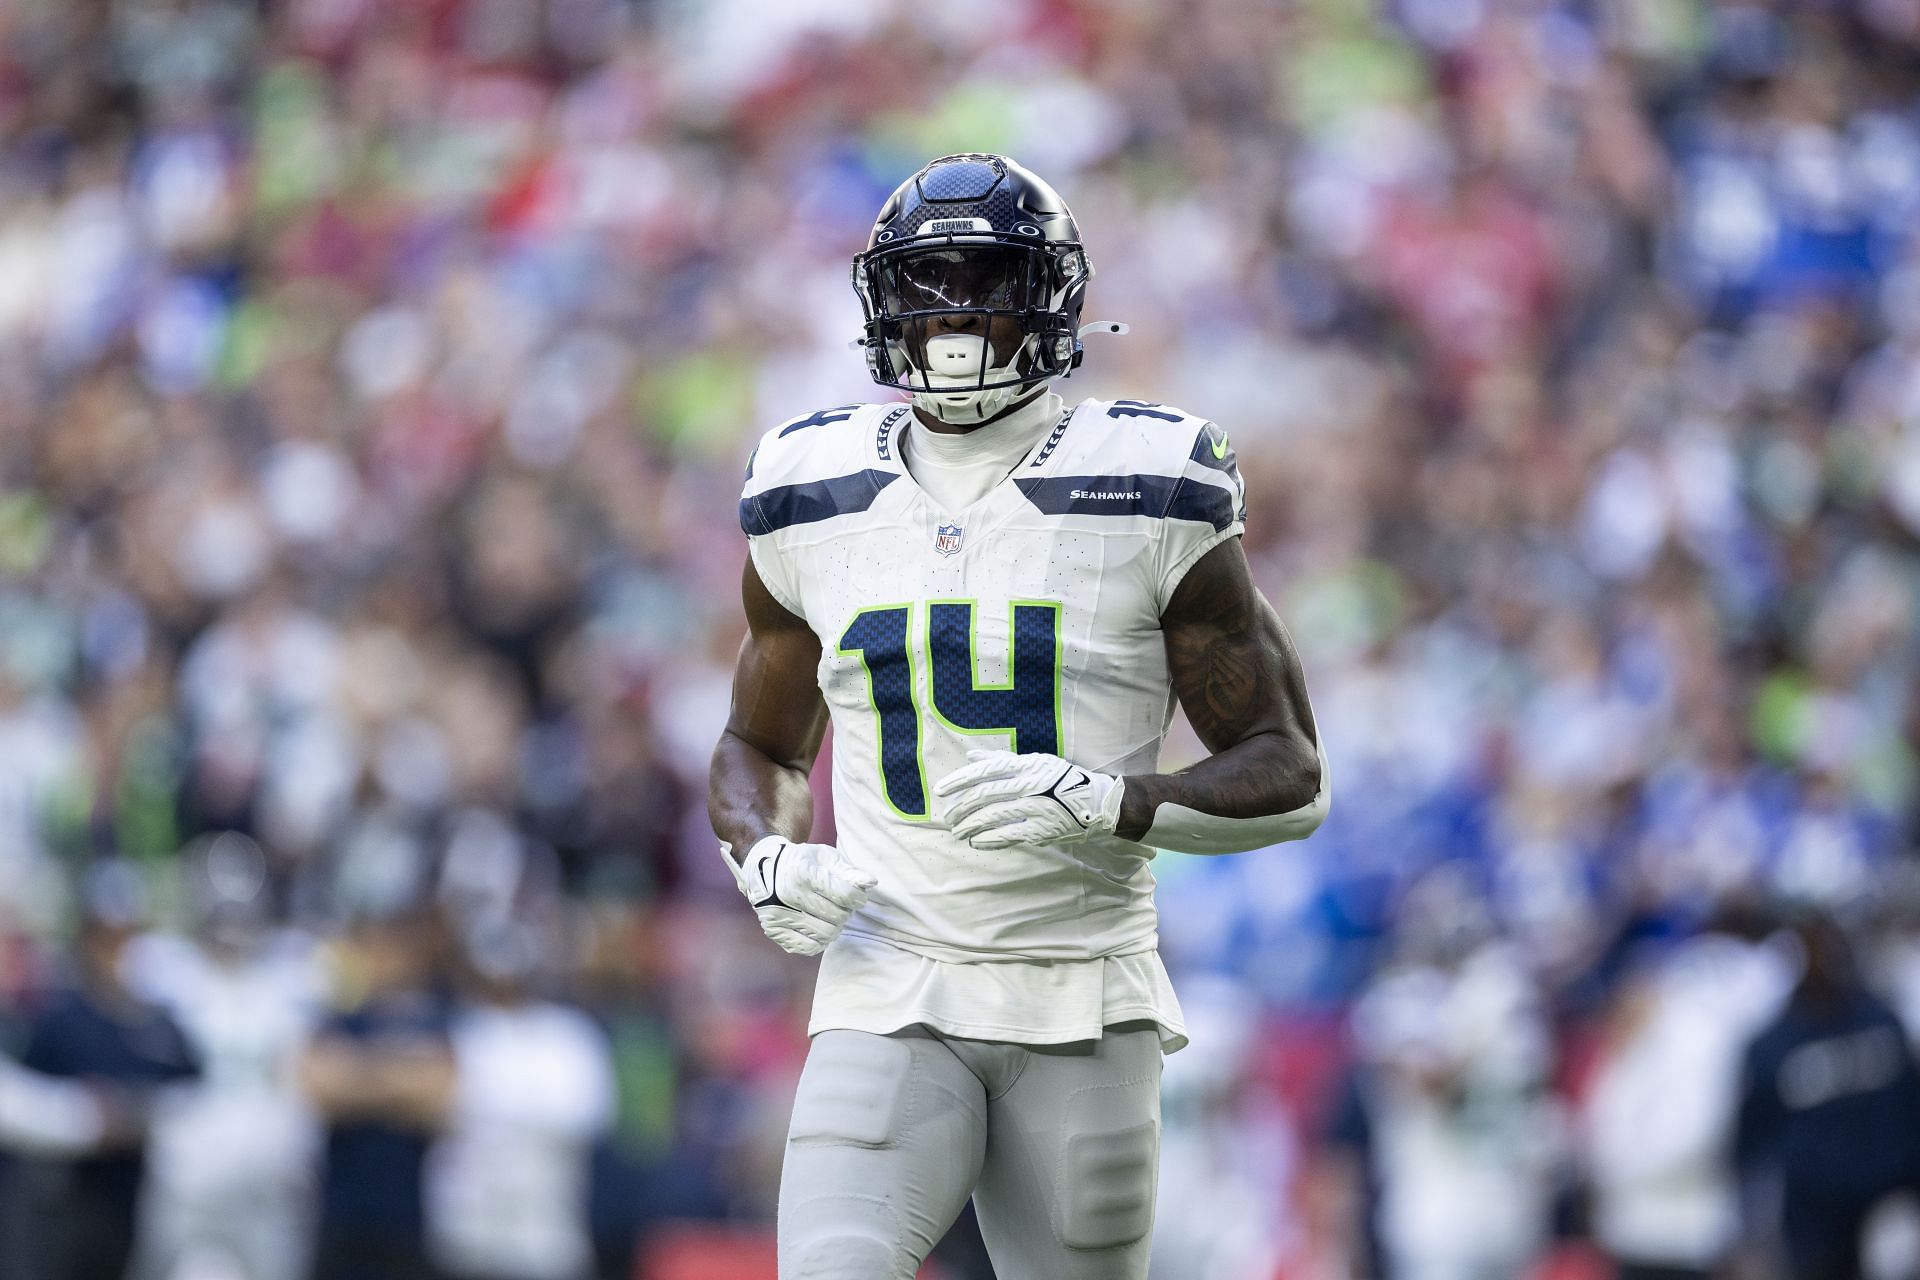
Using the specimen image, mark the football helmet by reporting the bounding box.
[852,154,1094,425]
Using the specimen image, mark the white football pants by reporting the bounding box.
[777,1022,1162,1279]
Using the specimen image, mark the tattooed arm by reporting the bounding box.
[925,535,1325,855]
[1114,537,1326,847]
[708,557,829,864]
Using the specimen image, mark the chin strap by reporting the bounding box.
[912,383,1035,425]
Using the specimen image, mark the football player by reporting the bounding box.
[709,153,1328,1279]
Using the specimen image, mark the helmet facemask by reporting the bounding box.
[854,235,1091,426]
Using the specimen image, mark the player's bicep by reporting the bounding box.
[1159,538,1317,756]
[726,554,828,771]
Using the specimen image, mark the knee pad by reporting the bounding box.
[782,1208,903,1280]
[1055,1090,1159,1250]
[788,1032,913,1149]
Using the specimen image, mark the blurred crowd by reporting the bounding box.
[9,0,1920,1277]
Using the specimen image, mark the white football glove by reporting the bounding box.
[932,749,1126,849]
[726,836,876,956]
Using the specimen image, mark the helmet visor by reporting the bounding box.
[873,245,1031,316]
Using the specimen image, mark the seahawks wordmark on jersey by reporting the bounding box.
[741,397,1246,964]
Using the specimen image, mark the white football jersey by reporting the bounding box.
[741,396,1246,965]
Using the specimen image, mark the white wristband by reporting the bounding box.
[1139,742,1330,855]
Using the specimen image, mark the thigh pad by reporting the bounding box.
[1055,1086,1158,1250]
[788,1030,914,1149]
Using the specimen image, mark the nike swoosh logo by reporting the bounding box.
[1045,768,1094,828]
[750,844,786,905]
[1209,432,1230,460]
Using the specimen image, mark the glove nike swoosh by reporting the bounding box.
[931,750,1124,848]
[747,844,785,906]
[730,836,873,955]
[1043,767,1092,822]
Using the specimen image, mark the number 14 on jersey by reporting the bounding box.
[838,600,1063,819]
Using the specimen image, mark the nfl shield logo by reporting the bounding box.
[934,523,964,556]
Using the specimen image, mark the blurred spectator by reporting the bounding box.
[0,1056,118,1158]
[1347,868,1562,1280]
[134,834,325,1280]
[15,863,199,1280]
[1581,907,1790,1280]
[426,920,613,1280]
[572,897,727,1279]
[0,1054,141,1280]
[298,907,454,1280]
[1735,913,1920,1280]
[1152,977,1298,1279]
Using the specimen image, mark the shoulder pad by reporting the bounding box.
[739,402,905,538]
[1057,399,1228,475]
[742,402,895,495]
[1006,402,1244,533]
[1020,399,1243,531]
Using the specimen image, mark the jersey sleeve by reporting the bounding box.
[738,404,883,620]
[748,535,805,616]
[1152,418,1247,610]
[740,441,808,616]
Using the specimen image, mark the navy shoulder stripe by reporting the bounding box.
[740,470,897,536]
[1168,477,1238,530]
[1014,474,1237,531]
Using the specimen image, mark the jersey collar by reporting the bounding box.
[867,398,1083,479]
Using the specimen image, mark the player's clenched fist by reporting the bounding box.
[728,836,877,955]
[934,749,1126,849]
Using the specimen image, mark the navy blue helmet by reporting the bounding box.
[851,154,1093,422]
